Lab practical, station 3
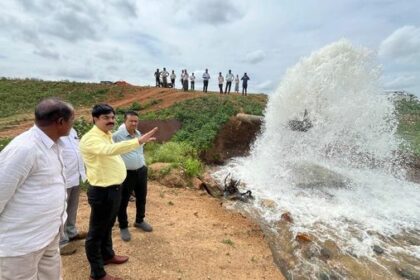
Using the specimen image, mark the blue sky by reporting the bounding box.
[0,0,419,95]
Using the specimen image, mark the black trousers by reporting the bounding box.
[171,79,175,88]
[219,84,223,93]
[191,81,195,91]
[85,185,122,279]
[203,80,208,92]
[118,166,148,229]
[225,81,232,94]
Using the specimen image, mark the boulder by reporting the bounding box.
[200,172,223,197]
[149,163,188,188]
[260,199,278,209]
[289,161,350,189]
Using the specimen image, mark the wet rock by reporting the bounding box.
[289,162,350,189]
[406,236,420,246]
[281,212,293,223]
[260,199,278,209]
[320,248,332,259]
[322,240,339,257]
[396,266,420,280]
[296,233,312,243]
[372,245,384,255]
[200,172,223,197]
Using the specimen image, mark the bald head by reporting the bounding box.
[35,98,74,127]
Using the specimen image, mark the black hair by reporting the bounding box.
[91,104,115,118]
[35,98,73,126]
[124,110,139,120]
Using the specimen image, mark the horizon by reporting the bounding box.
[1,1,419,96]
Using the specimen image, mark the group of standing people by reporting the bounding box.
[154,68,250,96]
[0,99,158,280]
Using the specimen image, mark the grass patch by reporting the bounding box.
[145,142,203,177]
[142,95,266,150]
[0,137,12,152]
[221,239,235,247]
[0,78,138,118]
[396,99,420,156]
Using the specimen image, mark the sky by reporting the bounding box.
[1,0,420,95]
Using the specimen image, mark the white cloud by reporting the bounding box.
[1,0,420,95]
[378,25,420,63]
[242,50,266,64]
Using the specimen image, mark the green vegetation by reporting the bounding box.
[221,239,235,247]
[396,99,420,156]
[145,142,203,178]
[0,78,137,118]
[116,99,162,114]
[143,95,266,150]
[0,138,12,151]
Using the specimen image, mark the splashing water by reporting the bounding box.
[215,40,420,265]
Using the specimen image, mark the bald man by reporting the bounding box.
[0,98,75,280]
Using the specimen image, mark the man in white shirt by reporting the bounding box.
[225,69,234,94]
[59,127,87,255]
[202,69,210,93]
[190,73,196,91]
[0,98,75,280]
[170,70,176,88]
[218,72,224,94]
[160,67,169,87]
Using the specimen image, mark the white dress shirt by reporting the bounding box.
[0,126,67,256]
[61,128,86,188]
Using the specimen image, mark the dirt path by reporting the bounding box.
[0,87,202,138]
[62,182,284,280]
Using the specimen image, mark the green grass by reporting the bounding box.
[0,78,137,118]
[142,95,266,150]
[396,99,420,156]
[145,142,203,177]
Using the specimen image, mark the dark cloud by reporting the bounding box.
[189,0,243,25]
[43,11,100,42]
[33,48,60,60]
[132,32,162,57]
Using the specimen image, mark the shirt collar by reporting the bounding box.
[32,125,57,149]
[121,125,139,137]
[92,125,112,138]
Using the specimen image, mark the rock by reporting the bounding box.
[281,212,293,223]
[320,248,332,259]
[260,199,277,209]
[192,177,204,190]
[372,245,384,255]
[395,266,420,280]
[322,240,339,257]
[295,233,312,243]
[149,163,188,188]
[289,161,350,189]
[200,172,223,197]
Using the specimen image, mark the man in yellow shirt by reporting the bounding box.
[80,104,157,280]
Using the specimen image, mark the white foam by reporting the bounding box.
[215,40,420,258]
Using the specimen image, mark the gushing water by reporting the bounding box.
[215,40,420,275]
